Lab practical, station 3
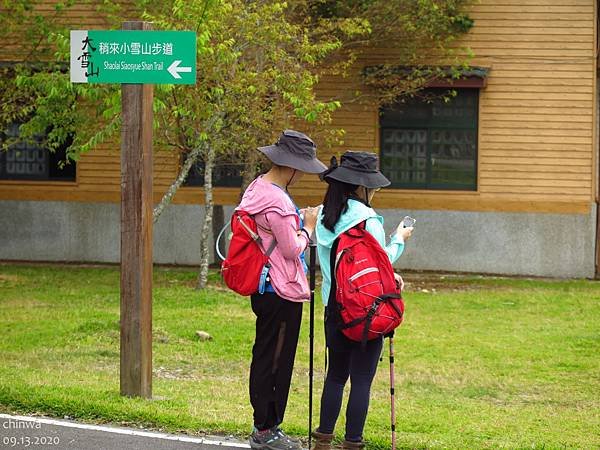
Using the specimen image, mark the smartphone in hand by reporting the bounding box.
[402,216,416,228]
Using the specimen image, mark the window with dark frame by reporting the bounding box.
[380,88,478,190]
[0,122,76,182]
[184,155,244,188]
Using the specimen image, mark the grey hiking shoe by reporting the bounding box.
[249,427,305,450]
[275,428,302,445]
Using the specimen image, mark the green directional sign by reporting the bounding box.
[70,30,196,84]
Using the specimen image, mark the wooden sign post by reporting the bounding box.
[119,20,154,398]
[70,22,196,398]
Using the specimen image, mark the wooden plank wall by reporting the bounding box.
[469,0,595,213]
[0,0,597,214]
[291,0,597,214]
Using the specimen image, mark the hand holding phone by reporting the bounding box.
[393,216,415,242]
[402,216,416,228]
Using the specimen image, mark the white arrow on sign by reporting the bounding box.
[167,60,192,79]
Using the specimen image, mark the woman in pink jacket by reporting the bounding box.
[238,130,326,450]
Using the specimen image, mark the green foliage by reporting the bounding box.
[0,0,474,166]
[297,0,476,104]
[0,0,122,158]
[143,0,347,158]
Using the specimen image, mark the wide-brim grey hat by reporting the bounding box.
[258,129,327,174]
[320,151,390,189]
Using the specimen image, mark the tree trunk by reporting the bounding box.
[152,143,204,223]
[152,113,222,223]
[196,143,215,290]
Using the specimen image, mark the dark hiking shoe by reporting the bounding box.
[276,428,302,444]
[250,427,305,450]
[311,429,334,450]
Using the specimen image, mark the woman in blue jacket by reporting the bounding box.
[312,151,413,450]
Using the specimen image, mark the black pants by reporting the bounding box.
[249,292,303,431]
[317,324,383,442]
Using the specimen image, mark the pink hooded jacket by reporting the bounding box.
[236,176,310,302]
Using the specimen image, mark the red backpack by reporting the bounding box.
[329,222,404,344]
[221,210,276,296]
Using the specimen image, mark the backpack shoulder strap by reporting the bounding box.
[329,236,340,284]
[327,235,341,319]
[328,222,362,298]
[264,236,277,257]
[234,211,276,256]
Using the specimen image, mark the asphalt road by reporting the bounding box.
[0,414,251,450]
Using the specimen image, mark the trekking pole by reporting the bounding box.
[308,241,316,449]
[389,334,397,450]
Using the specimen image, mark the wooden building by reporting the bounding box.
[1,0,598,277]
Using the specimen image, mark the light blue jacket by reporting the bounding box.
[316,199,405,305]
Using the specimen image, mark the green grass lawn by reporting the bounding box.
[0,264,599,449]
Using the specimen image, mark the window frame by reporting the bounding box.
[379,88,479,191]
[182,154,244,188]
[0,122,77,183]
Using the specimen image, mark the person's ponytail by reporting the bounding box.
[321,180,359,232]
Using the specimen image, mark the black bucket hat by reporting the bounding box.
[320,151,390,189]
[258,129,327,174]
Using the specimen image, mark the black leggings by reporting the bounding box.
[249,292,303,431]
[317,334,383,442]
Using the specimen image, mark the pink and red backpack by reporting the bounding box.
[221,210,276,296]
